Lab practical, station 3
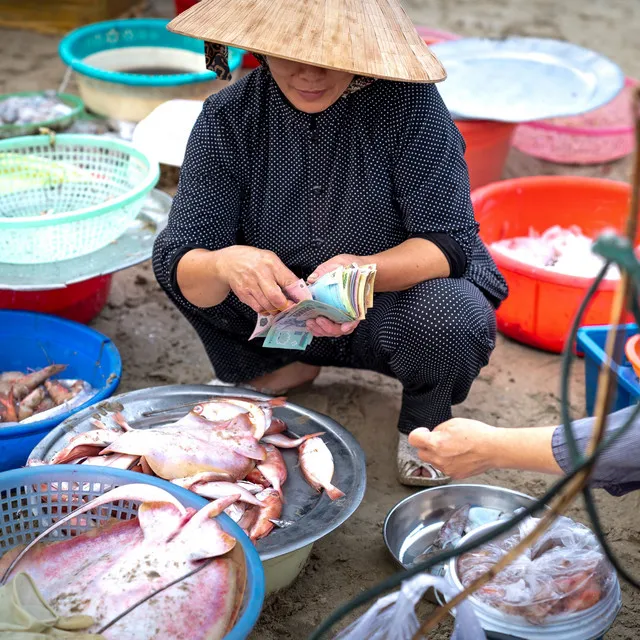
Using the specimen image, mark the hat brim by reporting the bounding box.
[168,0,447,83]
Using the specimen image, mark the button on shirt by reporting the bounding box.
[153,68,508,312]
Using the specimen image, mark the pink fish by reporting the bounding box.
[261,431,325,448]
[186,481,264,507]
[0,485,244,639]
[257,444,287,499]
[13,364,67,401]
[299,437,345,501]
[249,488,283,542]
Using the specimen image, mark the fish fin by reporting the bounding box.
[138,500,189,543]
[325,484,345,501]
[268,397,288,406]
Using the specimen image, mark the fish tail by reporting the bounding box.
[325,483,345,501]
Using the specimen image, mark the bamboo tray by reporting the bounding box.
[0,0,146,35]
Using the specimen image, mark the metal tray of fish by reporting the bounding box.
[30,384,367,562]
[383,484,538,570]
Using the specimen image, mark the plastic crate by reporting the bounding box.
[576,323,640,416]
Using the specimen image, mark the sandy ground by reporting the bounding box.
[2,0,640,637]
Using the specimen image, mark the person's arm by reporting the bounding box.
[152,99,298,314]
[407,419,561,479]
[409,406,640,496]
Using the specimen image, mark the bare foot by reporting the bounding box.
[248,362,320,395]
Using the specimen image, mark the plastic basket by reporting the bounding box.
[0,91,84,140]
[0,466,264,640]
[58,18,244,88]
[0,134,159,264]
[576,324,640,416]
[0,310,122,472]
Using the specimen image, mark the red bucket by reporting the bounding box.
[0,275,112,325]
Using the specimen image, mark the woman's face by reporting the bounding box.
[266,57,354,113]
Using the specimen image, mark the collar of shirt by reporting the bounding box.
[265,72,350,133]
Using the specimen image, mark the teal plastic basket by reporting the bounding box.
[0,134,159,264]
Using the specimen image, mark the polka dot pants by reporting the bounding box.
[183,277,497,433]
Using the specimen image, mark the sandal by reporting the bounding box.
[397,433,451,487]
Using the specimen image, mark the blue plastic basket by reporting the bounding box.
[59,18,244,87]
[0,466,264,639]
[0,311,122,471]
[576,323,640,416]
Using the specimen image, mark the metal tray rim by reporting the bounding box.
[31,384,367,562]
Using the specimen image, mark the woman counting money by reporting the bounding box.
[152,0,508,486]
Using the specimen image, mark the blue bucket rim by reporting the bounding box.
[58,18,244,87]
[0,310,122,438]
[0,465,265,639]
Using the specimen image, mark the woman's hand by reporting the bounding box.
[307,253,361,284]
[306,254,361,338]
[408,418,499,479]
[216,246,300,314]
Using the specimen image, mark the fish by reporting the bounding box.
[412,503,471,572]
[262,431,325,448]
[34,395,56,414]
[249,488,283,541]
[187,481,264,507]
[298,437,345,500]
[245,468,271,487]
[264,417,287,436]
[101,425,254,481]
[193,396,286,440]
[224,502,247,523]
[12,364,67,401]
[172,471,234,486]
[165,413,266,461]
[44,379,74,405]
[237,506,259,535]
[0,484,245,639]
[0,388,18,423]
[257,444,287,499]
[17,386,45,421]
[236,481,265,495]
[50,429,120,464]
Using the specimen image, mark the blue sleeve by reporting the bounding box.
[552,405,640,496]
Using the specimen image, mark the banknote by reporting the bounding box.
[249,278,312,340]
[252,266,377,350]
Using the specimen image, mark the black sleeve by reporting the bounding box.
[152,99,242,309]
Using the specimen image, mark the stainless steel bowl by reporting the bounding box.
[443,520,622,640]
[383,484,538,570]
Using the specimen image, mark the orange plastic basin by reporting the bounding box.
[625,335,640,379]
[456,120,517,191]
[474,176,637,353]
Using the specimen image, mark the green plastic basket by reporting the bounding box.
[0,92,85,140]
[0,134,159,264]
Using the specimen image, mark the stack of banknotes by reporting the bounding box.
[250,263,377,350]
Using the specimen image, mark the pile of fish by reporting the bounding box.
[0,365,93,425]
[0,91,73,126]
[32,395,345,543]
[0,484,247,640]
[490,225,621,279]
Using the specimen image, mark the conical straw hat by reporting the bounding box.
[168,0,446,83]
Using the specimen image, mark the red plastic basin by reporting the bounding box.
[0,275,112,325]
[474,176,636,353]
[457,120,517,191]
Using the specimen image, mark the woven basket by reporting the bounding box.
[0,134,158,264]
